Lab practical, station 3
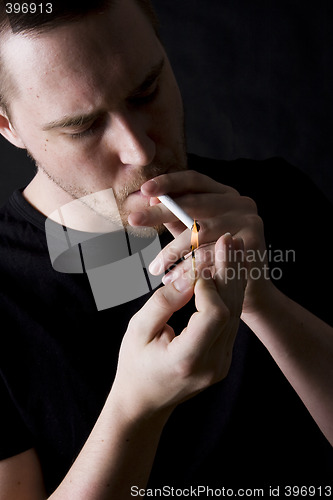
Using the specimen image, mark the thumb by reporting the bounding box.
[130,273,194,343]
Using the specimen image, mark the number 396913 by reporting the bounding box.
[5,3,53,14]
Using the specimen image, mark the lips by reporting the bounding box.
[127,165,175,197]
[128,175,161,196]
[130,189,146,196]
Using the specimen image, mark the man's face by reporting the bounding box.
[2,0,186,229]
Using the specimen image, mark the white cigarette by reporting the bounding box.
[157,195,194,230]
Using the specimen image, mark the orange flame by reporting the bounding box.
[191,220,199,251]
[190,221,200,279]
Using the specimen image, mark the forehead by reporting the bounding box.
[3,0,161,118]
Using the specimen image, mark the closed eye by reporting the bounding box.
[126,58,164,106]
[68,115,107,140]
[127,81,160,106]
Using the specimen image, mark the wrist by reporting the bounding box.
[107,380,175,428]
[241,279,283,326]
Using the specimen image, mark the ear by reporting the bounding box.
[0,112,26,149]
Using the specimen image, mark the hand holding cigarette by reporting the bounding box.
[130,170,268,317]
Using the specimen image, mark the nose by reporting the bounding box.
[111,112,156,167]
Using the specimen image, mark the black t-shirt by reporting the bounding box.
[0,154,332,495]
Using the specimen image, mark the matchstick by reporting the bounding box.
[191,246,196,275]
[191,220,200,280]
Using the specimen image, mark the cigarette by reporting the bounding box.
[157,195,194,230]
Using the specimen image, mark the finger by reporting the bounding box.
[171,272,229,356]
[129,192,241,228]
[141,170,238,197]
[148,229,192,275]
[163,243,218,287]
[128,200,177,227]
[130,274,194,343]
[214,234,247,317]
[148,214,236,276]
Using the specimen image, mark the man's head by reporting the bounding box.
[0,0,187,232]
[0,0,159,115]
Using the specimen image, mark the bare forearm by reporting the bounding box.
[49,392,172,500]
[242,283,333,445]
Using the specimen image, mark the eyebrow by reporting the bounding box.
[127,57,165,100]
[41,57,166,132]
[42,111,101,131]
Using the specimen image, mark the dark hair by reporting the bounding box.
[0,0,159,114]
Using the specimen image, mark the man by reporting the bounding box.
[0,0,332,498]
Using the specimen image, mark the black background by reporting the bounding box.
[0,0,332,205]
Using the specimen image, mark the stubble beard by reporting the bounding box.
[30,139,188,238]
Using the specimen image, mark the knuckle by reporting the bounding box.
[226,186,240,197]
[197,373,215,390]
[127,314,138,331]
[202,362,231,388]
[152,287,173,312]
[240,195,258,213]
[245,213,264,232]
[204,369,222,387]
[232,187,240,196]
[173,357,196,379]
[187,169,203,183]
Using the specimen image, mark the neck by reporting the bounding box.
[23,171,125,234]
[23,170,76,217]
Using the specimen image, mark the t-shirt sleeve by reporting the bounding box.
[0,372,34,460]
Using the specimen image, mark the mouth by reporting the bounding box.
[127,172,165,197]
[126,164,180,199]
[128,189,150,198]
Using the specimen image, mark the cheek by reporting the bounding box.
[42,139,121,191]
[25,134,97,183]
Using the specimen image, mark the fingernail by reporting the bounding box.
[132,212,147,225]
[234,237,245,252]
[162,272,175,285]
[224,232,233,248]
[173,273,193,292]
[149,258,163,275]
[142,179,158,195]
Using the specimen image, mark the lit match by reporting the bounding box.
[191,220,200,279]
[157,194,200,278]
[158,195,196,231]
